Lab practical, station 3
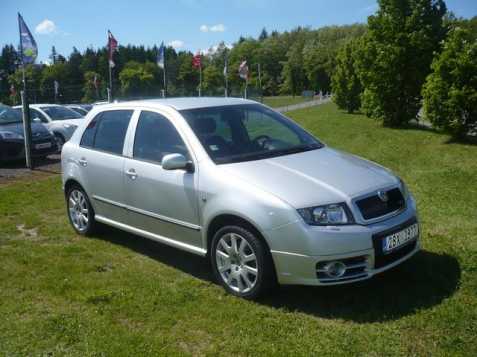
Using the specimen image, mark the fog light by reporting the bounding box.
[324,261,346,278]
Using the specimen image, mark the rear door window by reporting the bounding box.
[80,110,133,155]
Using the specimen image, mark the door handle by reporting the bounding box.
[78,158,87,167]
[126,168,138,180]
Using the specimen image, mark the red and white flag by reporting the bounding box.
[238,60,249,80]
[108,30,118,68]
[192,53,201,69]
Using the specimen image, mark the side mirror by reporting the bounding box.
[162,153,194,173]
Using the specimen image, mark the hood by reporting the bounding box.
[0,121,51,137]
[221,147,399,208]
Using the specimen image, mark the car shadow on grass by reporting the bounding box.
[261,250,461,323]
[93,228,460,323]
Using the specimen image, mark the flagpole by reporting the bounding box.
[224,56,228,98]
[163,66,166,98]
[108,63,112,103]
[199,64,202,97]
[225,74,228,98]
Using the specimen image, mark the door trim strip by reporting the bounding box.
[95,215,206,256]
[92,195,201,231]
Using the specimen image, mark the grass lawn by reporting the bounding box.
[262,95,312,108]
[1,103,476,356]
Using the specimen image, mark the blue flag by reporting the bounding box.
[18,13,37,64]
[157,42,165,69]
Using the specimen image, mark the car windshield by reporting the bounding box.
[41,106,83,120]
[180,104,323,164]
[0,104,23,125]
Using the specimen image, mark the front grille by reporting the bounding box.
[316,255,369,283]
[373,217,418,269]
[356,188,405,220]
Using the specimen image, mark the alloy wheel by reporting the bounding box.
[68,189,89,232]
[215,233,258,293]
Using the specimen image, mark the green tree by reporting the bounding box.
[82,71,102,103]
[281,40,307,96]
[119,61,155,98]
[331,39,363,113]
[422,27,477,138]
[358,0,447,126]
[202,65,223,95]
[41,63,68,102]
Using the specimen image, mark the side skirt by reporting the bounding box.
[95,215,207,257]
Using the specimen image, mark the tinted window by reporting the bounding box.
[180,104,322,164]
[80,116,98,147]
[80,110,133,155]
[133,111,189,163]
[0,104,22,124]
[41,106,83,120]
[31,109,48,123]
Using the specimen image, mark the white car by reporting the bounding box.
[14,104,84,149]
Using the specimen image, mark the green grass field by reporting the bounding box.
[1,103,476,356]
[262,95,312,108]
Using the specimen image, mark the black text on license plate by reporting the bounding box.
[382,223,418,253]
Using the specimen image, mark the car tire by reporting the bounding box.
[211,225,276,299]
[66,185,97,236]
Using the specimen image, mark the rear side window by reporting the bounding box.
[133,111,189,163]
[80,110,133,155]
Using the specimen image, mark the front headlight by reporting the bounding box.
[297,203,354,226]
[0,131,24,140]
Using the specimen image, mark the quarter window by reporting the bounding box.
[80,110,133,155]
[133,111,189,164]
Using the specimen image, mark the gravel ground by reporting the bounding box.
[0,154,61,185]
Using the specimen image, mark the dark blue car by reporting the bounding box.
[0,104,58,162]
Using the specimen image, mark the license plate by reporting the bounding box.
[35,142,52,150]
[382,223,419,253]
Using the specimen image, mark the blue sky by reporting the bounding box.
[1,0,476,63]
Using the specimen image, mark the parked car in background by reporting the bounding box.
[13,104,84,149]
[66,104,93,116]
[62,98,419,299]
[0,104,58,162]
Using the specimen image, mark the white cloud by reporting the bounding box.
[210,24,226,32]
[35,19,57,35]
[168,40,184,49]
[200,24,226,33]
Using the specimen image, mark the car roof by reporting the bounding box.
[98,97,259,111]
[13,104,63,109]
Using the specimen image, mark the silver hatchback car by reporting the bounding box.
[61,98,420,298]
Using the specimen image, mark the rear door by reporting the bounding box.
[76,109,134,223]
[123,110,202,251]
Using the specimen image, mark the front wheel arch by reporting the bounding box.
[206,214,272,257]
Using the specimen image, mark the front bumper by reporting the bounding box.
[0,137,58,161]
[267,196,420,286]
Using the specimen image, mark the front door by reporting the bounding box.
[123,110,202,250]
